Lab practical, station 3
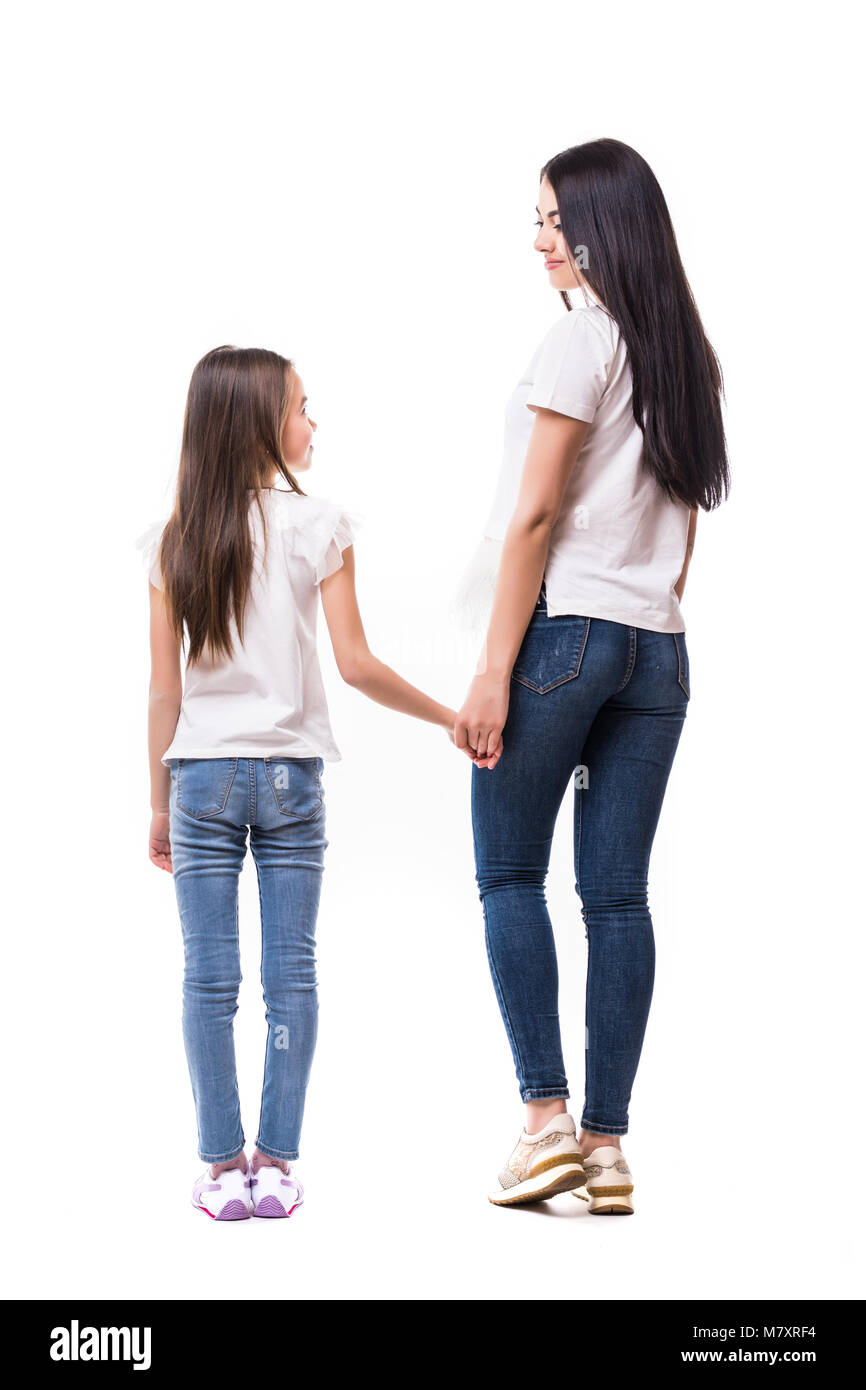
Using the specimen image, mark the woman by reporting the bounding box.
[454,138,728,1213]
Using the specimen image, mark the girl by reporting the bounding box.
[453,139,729,1212]
[144,346,467,1219]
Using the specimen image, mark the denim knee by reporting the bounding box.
[476,866,548,898]
[578,881,649,914]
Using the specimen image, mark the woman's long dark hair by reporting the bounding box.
[158,346,305,663]
[542,139,729,510]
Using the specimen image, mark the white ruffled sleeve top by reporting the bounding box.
[140,478,363,765]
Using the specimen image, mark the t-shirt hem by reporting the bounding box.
[162,746,342,765]
[544,598,686,633]
[525,391,597,423]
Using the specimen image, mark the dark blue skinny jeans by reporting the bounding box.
[471,581,690,1136]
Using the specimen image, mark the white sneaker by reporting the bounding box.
[190,1164,252,1220]
[250,1163,304,1219]
[488,1113,586,1206]
[581,1145,635,1215]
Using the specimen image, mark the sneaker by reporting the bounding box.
[581,1144,635,1215]
[488,1113,586,1206]
[191,1164,252,1220]
[250,1162,304,1219]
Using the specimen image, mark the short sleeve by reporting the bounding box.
[136,518,168,590]
[316,507,363,584]
[525,310,613,423]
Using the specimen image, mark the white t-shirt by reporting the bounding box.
[144,481,361,764]
[452,298,691,634]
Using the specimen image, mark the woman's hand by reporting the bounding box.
[442,704,503,768]
[454,674,509,770]
[149,810,173,873]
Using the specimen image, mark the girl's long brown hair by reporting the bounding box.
[158,346,305,663]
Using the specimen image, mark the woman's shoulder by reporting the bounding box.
[537,300,618,354]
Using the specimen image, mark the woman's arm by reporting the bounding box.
[319,544,463,748]
[674,507,698,602]
[455,407,592,767]
[148,582,182,870]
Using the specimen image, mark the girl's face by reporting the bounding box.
[281,371,317,472]
[534,174,584,293]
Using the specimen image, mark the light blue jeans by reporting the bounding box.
[168,755,327,1163]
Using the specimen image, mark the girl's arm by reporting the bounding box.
[456,407,592,767]
[319,545,466,751]
[674,507,698,602]
[148,582,182,871]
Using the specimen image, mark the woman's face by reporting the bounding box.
[534,174,583,293]
[280,371,317,472]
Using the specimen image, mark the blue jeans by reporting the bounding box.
[168,755,328,1163]
[471,581,690,1135]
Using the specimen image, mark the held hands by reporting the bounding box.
[445,715,502,769]
[148,684,506,868]
[449,671,509,770]
[149,809,173,873]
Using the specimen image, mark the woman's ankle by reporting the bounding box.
[579,1128,623,1154]
[524,1098,568,1135]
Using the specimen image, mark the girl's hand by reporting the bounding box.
[149,810,173,873]
[470,735,504,770]
[455,675,509,770]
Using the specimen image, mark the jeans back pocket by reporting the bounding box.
[511,615,591,694]
[174,757,239,819]
[264,756,324,821]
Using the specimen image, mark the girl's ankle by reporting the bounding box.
[251,1149,289,1175]
[209,1152,248,1179]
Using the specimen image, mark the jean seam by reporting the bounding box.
[674,632,690,699]
[255,859,270,1154]
[613,626,637,694]
[575,765,584,902]
[481,900,528,1094]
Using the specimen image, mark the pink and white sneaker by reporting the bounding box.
[250,1163,304,1219]
[191,1165,252,1220]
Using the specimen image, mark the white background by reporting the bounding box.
[3,0,863,1301]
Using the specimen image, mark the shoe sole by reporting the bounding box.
[252,1194,303,1219]
[488,1162,586,1206]
[192,1198,250,1221]
[581,1186,634,1215]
